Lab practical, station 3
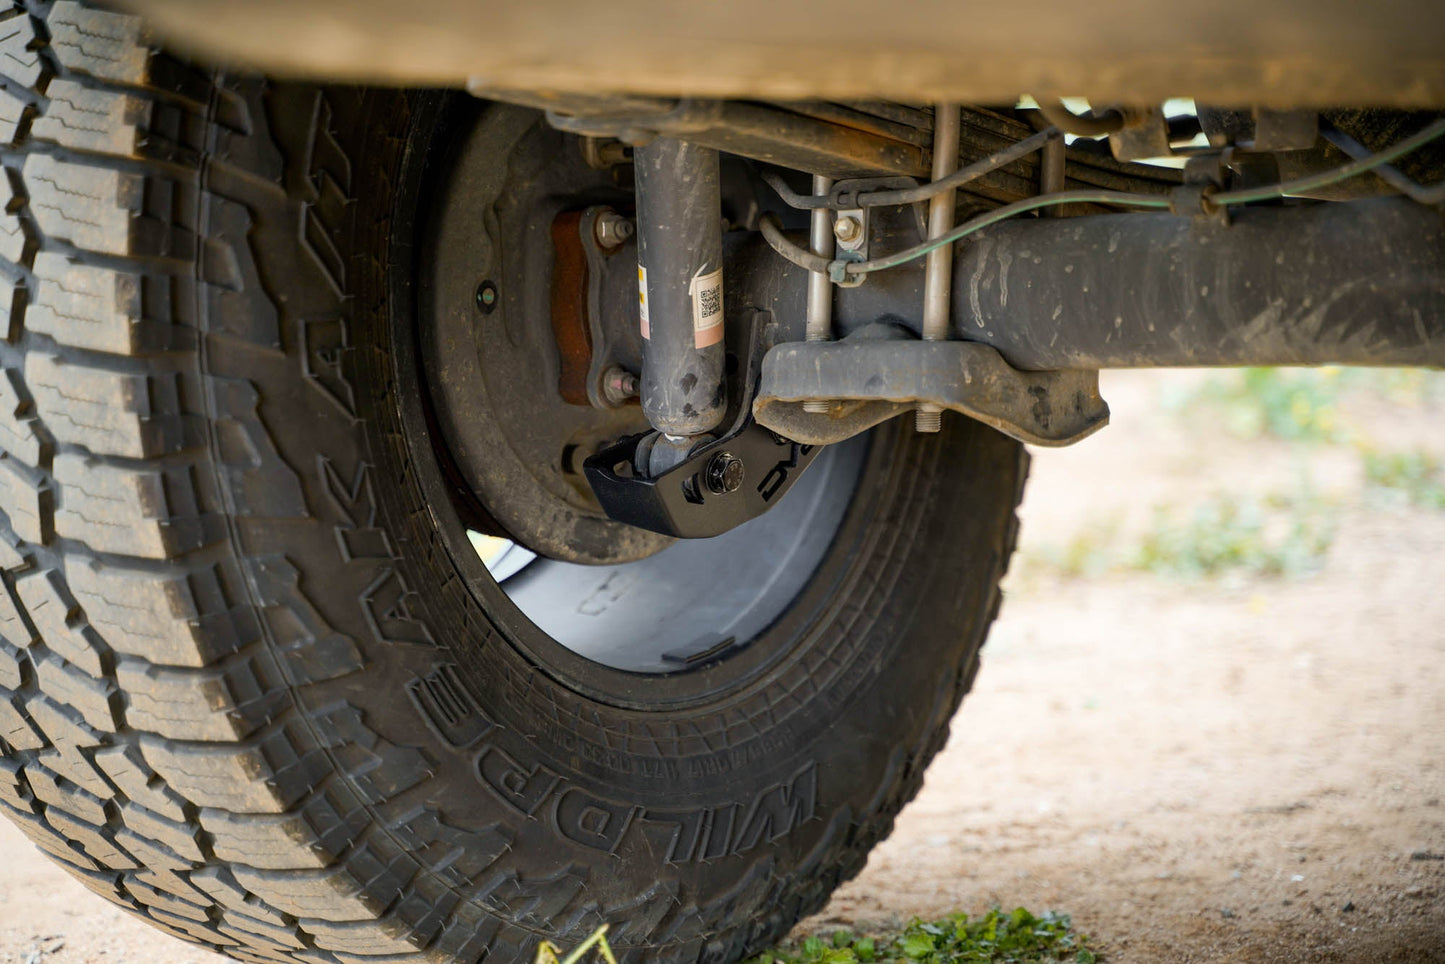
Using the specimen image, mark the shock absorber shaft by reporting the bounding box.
[635,136,727,441]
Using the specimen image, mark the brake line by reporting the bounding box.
[1036,100,1126,138]
[761,117,1445,282]
[1213,117,1445,205]
[760,126,1062,210]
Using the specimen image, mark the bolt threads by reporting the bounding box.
[601,367,639,405]
[915,405,943,433]
[802,399,832,414]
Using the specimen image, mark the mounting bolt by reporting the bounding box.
[475,280,498,314]
[594,210,635,250]
[704,451,745,495]
[802,399,834,414]
[833,215,863,244]
[601,366,639,405]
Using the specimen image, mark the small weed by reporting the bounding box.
[1347,367,1445,408]
[533,924,618,964]
[748,908,1093,964]
[1163,366,1445,445]
[1038,513,1123,578]
[1163,367,1345,442]
[1360,447,1445,509]
[1026,487,1335,582]
[1133,491,1335,578]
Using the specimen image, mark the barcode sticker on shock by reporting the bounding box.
[638,265,650,339]
[690,266,724,348]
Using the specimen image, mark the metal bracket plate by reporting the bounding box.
[753,325,1110,447]
[550,206,640,408]
[583,309,826,538]
[583,424,822,538]
[1110,106,1173,162]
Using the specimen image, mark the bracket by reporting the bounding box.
[584,310,825,538]
[829,194,870,289]
[549,206,639,408]
[753,324,1110,448]
[1110,106,1172,162]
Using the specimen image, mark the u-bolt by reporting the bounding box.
[917,102,962,433]
[803,174,836,414]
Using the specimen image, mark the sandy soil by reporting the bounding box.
[1,370,1443,963]
[806,370,1445,962]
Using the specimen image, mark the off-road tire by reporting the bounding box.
[0,3,1028,962]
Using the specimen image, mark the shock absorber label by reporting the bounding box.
[638,264,650,339]
[690,266,724,348]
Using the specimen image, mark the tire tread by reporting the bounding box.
[0,4,1032,962]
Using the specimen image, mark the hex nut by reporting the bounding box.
[705,452,745,495]
[601,366,640,405]
[594,211,636,249]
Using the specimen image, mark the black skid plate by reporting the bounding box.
[584,424,822,538]
[583,309,825,538]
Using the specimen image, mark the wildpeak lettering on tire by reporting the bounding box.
[0,2,1027,961]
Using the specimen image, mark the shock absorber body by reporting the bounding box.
[634,136,727,445]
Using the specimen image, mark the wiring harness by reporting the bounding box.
[761,117,1445,283]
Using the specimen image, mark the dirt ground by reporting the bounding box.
[1,370,1442,963]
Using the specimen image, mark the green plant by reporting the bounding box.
[1027,486,1335,582]
[748,908,1094,964]
[1163,366,1445,444]
[533,924,618,964]
[1340,367,1445,407]
[1037,513,1124,578]
[1164,367,1345,442]
[1360,447,1445,509]
[1133,491,1335,578]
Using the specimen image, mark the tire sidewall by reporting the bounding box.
[216,84,1025,955]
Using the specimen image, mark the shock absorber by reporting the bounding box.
[634,136,726,473]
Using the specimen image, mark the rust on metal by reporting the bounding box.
[550,209,595,406]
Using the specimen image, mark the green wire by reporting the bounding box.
[839,190,1172,276]
[1213,116,1445,205]
[836,117,1445,279]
